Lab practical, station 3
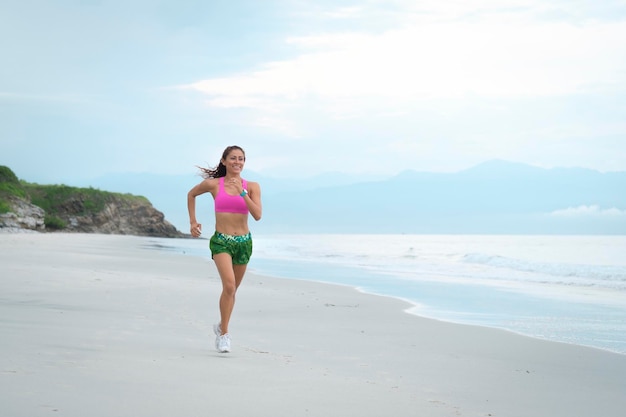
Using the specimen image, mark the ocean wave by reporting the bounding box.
[462,252,626,289]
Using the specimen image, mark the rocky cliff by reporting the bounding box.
[51,193,183,237]
[0,166,183,237]
[0,195,46,232]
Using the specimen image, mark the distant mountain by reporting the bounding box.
[75,161,626,234]
[260,160,626,234]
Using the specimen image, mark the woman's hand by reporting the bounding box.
[190,222,202,238]
[227,177,244,195]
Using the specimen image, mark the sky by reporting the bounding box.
[1,0,626,185]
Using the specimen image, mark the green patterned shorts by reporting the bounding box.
[209,232,253,265]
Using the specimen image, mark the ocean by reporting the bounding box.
[152,234,626,355]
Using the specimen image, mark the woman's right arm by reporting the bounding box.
[187,179,215,237]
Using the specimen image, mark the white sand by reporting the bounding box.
[1,233,625,417]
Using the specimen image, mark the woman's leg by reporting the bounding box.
[213,253,248,335]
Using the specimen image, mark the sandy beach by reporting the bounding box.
[1,233,625,417]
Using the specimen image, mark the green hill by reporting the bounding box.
[0,166,182,237]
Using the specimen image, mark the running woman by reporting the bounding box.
[187,145,262,353]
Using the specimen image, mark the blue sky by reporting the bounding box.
[1,0,625,184]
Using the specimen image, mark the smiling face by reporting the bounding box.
[221,147,246,175]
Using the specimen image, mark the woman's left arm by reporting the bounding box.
[245,181,262,221]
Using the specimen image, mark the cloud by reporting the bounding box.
[179,2,626,133]
[169,1,626,175]
[550,205,626,217]
[323,6,364,19]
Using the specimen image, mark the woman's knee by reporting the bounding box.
[221,281,237,296]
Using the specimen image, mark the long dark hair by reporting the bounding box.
[198,145,246,179]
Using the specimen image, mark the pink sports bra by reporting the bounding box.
[214,177,249,215]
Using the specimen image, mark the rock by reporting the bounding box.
[60,197,183,237]
[0,196,45,231]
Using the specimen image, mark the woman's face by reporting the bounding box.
[222,149,246,174]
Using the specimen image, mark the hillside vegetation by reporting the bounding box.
[0,166,181,237]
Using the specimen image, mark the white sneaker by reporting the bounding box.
[213,323,222,350]
[217,334,231,353]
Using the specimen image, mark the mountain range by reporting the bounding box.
[74,160,626,235]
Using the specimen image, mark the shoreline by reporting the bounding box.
[241,235,626,356]
[2,233,626,417]
[256,273,626,357]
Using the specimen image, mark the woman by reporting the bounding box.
[187,145,262,353]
